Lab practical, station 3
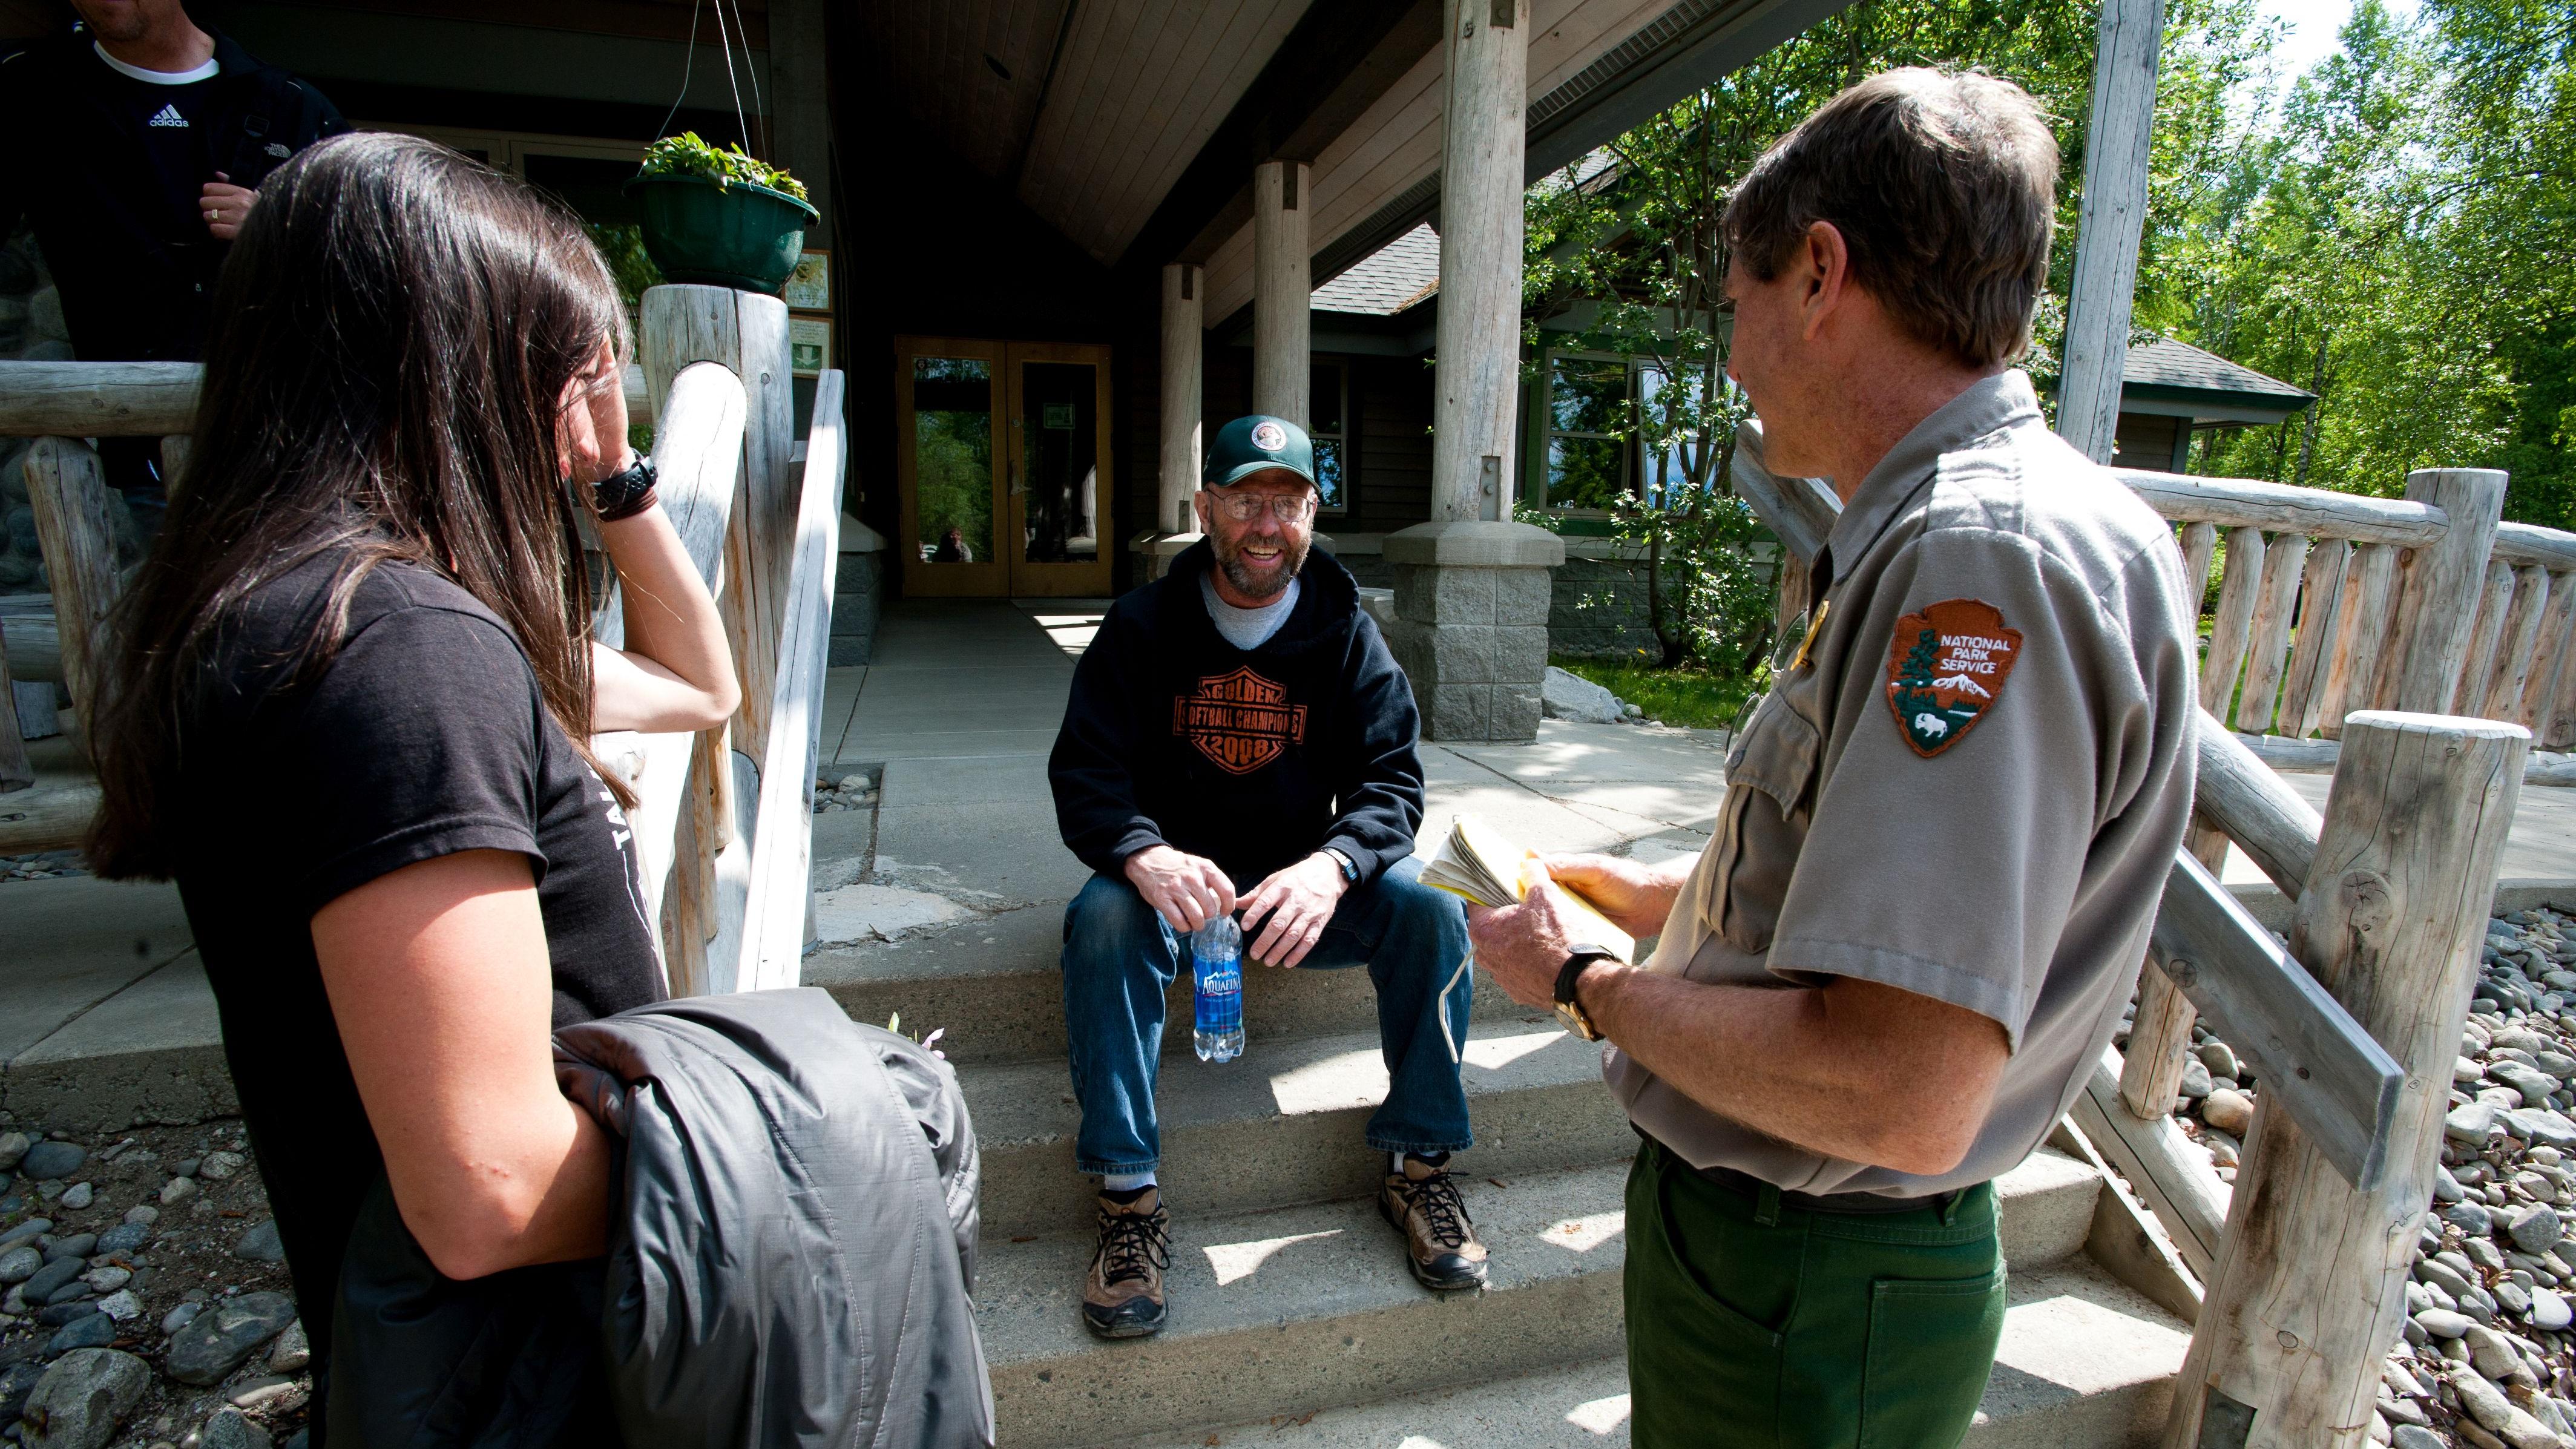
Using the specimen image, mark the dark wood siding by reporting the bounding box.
[1347,354,1431,531]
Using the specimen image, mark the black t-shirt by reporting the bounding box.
[166,548,663,1351]
[94,48,224,249]
[0,31,344,361]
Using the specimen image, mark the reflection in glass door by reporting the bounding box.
[895,338,1007,596]
[898,338,1112,598]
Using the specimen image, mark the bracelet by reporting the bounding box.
[593,455,659,522]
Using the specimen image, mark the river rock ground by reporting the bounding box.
[0,1119,307,1449]
[2120,903,2576,1449]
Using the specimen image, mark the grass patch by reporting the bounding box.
[1549,655,1763,729]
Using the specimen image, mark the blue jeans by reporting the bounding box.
[1060,855,1475,1175]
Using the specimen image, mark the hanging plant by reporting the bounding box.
[637,131,808,201]
[625,133,818,295]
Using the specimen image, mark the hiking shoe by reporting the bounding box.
[1082,1186,1171,1338]
[1380,1155,1488,1292]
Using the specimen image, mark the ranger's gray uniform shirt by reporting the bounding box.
[1606,371,2198,1199]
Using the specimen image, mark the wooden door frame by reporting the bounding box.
[893,336,1010,597]
[1001,340,1116,598]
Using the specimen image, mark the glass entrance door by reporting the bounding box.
[896,338,1114,598]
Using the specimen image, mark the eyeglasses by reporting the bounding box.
[1208,492,1315,522]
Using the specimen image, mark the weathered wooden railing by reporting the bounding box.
[0,292,838,1001]
[1732,421,2532,1449]
[2114,465,2576,757]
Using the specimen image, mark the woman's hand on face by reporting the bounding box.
[559,343,633,487]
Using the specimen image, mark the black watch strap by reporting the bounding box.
[593,454,659,522]
[1554,948,1616,1008]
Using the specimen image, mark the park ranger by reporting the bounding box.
[1465,68,2200,1447]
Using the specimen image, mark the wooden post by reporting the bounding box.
[2179,521,2220,610]
[2449,558,2516,714]
[157,435,190,500]
[2318,542,2399,739]
[2478,566,2551,723]
[2055,0,2164,462]
[614,360,745,994]
[2202,527,2267,715]
[0,620,31,793]
[2124,817,2232,1120]
[639,286,792,989]
[2279,538,2351,737]
[2235,532,2308,732]
[1252,160,1310,429]
[2518,570,2576,741]
[2160,712,2527,1449]
[2382,468,2508,713]
[1160,263,1203,536]
[22,438,121,715]
[1431,0,1528,522]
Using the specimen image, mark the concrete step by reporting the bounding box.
[807,902,1526,1066]
[980,1155,2161,1449]
[962,1001,2109,1250]
[963,1020,1631,1238]
[977,1160,1633,1449]
[1091,1255,2188,1449]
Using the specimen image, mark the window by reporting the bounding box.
[1635,362,1717,507]
[1310,360,1350,514]
[1542,353,1629,509]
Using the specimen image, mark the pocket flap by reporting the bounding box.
[1726,698,1821,820]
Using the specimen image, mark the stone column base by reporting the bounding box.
[1381,521,1565,743]
[1129,530,1203,584]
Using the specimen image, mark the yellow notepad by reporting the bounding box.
[1418,814,1635,962]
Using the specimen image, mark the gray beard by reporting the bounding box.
[1212,534,1307,600]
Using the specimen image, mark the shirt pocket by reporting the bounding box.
[1709,695,1822,955]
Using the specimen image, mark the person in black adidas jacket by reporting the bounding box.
[1,1,344,531]
[1049,414,1484,1341]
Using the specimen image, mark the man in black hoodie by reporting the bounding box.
[1050,414,1481,1339]
[1,0,345,533]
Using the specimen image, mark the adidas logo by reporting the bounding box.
[147,104,186,127]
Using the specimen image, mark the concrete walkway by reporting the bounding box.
[8,596,2576,1128]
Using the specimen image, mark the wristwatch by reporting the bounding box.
[593,453,659,522]
[1553,947,1620,1042]
[1321,847,1359,884]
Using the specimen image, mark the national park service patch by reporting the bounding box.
[1884,599,2022,757]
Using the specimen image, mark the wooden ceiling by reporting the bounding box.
[861,0,1309,267]
[1201,0,1671,321]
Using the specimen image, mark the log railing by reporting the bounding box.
[0,292,836,1000]
[2110,465,2576,755]
[1732,421,2531,1449]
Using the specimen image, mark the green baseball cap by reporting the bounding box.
[1203,414,1317,490]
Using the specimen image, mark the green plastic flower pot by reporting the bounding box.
[623,173,819,294]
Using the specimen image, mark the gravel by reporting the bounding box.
[2121,904,2576,1447]
[0,1119,307,1444]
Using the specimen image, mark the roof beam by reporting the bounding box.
[1271,0,1861,317]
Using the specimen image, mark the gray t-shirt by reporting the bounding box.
[1605,370,2199,1198]
[1201,573,1300,651]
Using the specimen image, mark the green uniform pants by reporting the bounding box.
[1625,1138,2008,1448]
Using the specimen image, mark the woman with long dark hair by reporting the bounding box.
[86,131,737,1430]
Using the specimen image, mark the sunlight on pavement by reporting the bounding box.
[1395,1438,1450,1449]
[1540,1210,1626,1254]
[1204,1227,1344,1286]
[1565,1393,1634,1434]
[1025,610,1106,657]
[1269,1046,1391,1114]
[1464,1028,1565,1071]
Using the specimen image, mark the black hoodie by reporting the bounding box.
[1050,541,1424,892]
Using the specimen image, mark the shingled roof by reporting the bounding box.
[1312,224,1441,317]
[2125,337,2315,405]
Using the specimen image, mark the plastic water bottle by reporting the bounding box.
[1192,915,1245,1063]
